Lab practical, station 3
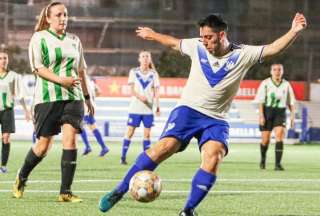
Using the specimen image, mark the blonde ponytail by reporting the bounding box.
[34,2,63,32]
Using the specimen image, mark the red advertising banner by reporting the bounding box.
[94,77,306,100]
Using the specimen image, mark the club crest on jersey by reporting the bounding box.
[197,45,240,87]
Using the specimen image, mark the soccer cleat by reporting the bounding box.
[178,209,198,216]
[13,170,27,198]
[99,147,109,157]
[120,158,128,165]
[0,166,8,173]
[99,189,124,212]
[275,164,285,171]
[58,193,83,203]
[260,162,266,170]
[82,148,92,156]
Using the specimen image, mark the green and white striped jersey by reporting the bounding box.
[255,77,296,108]
[28,29,87,105]
[0,70,26,111]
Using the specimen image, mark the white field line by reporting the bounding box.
[1,178,320,184]
[1,189,320,194]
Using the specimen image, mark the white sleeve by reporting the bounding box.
[242,45,265,67]
[153,71,160,88]
[255,80,267,104]
[179,38,198,57]
[287,83,296,106]
[128,69,135,84]
[28,33,45,72]
[78,39,87,71]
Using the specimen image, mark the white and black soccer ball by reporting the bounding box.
[129,170,162,203]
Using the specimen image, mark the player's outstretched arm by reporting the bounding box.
[262,13,307,60]
[136,27,181,51]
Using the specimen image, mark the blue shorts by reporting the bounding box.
[127,114,154,128]
[160,106,230,154]
[83,115,96,125]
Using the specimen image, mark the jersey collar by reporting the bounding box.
[47,29,66,41]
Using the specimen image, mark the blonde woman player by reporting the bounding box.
[120,51,160,165]
[0,51,31,174]
[13,1,94,202]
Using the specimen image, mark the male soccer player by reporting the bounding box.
[99,13,307,215]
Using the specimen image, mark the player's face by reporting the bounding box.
[47,4,68,33]
[271,64,284,80]
[138,52,151,68]
[0,53,8,70]
[199,26,223,55]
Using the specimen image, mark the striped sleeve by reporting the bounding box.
[28,32,45,72]
[255,80,267,104]
[14,73,27,100]
[78,39,87,71]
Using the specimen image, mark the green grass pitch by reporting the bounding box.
[0,141,320,215]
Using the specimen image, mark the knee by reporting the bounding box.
[201,151,224,174]
[2,134,10,143]
[144,133,151,140]
[33,143,49,156]
[147,142,178,162]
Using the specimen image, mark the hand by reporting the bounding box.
[25,110,32,122]
[259,116,265,126]
[59,77,81,88]
[155,107,160,117]
[85,99,95,116]
[290,117,295,129]
[138,95,148,103]
[291,13,307,34]
[136,27,156,40]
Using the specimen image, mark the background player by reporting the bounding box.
[0,51,31,173]
[256,63,295,170]
[120,51,160,165]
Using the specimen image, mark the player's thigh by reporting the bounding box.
[200,140,225,174]
[146,137,181,163]
[274,126,285,141]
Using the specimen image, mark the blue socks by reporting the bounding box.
[184,169,217,210]
[93,128,107,150]
[117,152,158,193]
[121,139,131,160]
[80,129,91,150]
[143,139,151,151]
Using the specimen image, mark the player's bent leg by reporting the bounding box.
[13,136,52,198]
[274,126,285,171]
[181,141,225,215]
[99,137,181,213]
[260,131,271,169]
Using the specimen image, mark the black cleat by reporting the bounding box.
[275,164,285,171]
[179,209,198,216]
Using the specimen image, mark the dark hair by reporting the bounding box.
[198,14,228,32]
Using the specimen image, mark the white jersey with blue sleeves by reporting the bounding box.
[178,38,264,120]
[128,67,160,114]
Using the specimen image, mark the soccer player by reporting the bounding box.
[99,13,307,215]
[13,2,94,202]
[256,64,295,171]
[0,51,31,174]
[81,75,109,156]
[120,51,160,165]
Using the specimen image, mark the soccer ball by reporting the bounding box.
[129,170,162,203]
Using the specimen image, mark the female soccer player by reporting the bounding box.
[99,13,306,216]
[256,63,295,171]
[13,1,94,202]
[120,51,160,165]
[0,51,31,174]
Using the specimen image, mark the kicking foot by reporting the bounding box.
[99,189,124,212]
